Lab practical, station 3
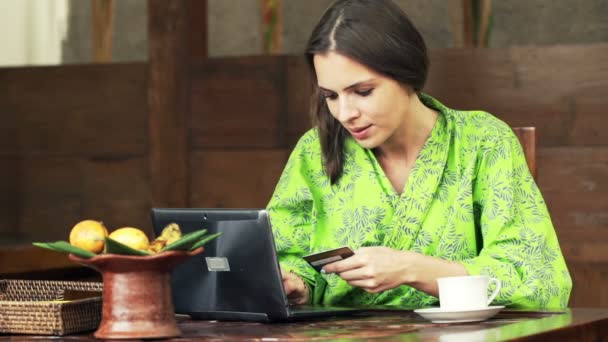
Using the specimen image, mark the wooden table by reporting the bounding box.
[2,308,607,341]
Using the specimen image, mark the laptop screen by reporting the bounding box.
[150,208,290,321]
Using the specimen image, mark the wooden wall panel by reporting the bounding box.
[548,195,608,240]
[80,157,151,235]
[0,64,148,157]
[562,238,608,264]
[0,64,150,246]
[0,245,87,276]
[0,112,18,155]
[11,158,151,242]
[538,148,608,194]
[286,56,313,146]
[539,147,608,267]
[568,262,608,307]
[425,44,608,147]
[569,91,605,146]
[12,156,150,240]
[0,157,22,241]
[190,57,287,148]
[190,150,289,208]
[18,158,83,241]
[427,49,517,97]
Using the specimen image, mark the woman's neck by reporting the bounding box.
[375,94,438,163]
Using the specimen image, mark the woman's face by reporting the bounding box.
[313,51,414,150]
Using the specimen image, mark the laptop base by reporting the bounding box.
[188,306,365,323]
[189,311,272,323]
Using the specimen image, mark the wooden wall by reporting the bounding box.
[189,57,292,208]
[0,63,149,242]
[1,44,607,306]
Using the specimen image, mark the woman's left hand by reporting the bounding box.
[321,247,413,293]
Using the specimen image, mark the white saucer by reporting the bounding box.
[414,306,505,323]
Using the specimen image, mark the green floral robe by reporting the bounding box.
[267,94,572,309]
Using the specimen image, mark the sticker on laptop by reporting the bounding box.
[303,246,355,272]
[205,257,230,272]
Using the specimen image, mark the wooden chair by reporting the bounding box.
[512,127,537,181]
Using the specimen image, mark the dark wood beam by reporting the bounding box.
[186,0,208,63]
[148,0,191,208]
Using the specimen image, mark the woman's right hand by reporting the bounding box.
[281,269,310,305]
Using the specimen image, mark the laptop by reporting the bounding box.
[150,208,363,322]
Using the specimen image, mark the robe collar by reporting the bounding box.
[345,93,454,250]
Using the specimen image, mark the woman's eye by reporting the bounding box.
[322,92,337,100]
[355,89,373,97]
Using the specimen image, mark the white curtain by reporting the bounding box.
[0,0,69,67]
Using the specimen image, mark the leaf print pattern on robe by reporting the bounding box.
[267,93,572,309]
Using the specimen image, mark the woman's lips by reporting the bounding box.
[350,125,372,140]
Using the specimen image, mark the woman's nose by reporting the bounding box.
[336,97,359,122]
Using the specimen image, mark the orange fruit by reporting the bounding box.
[69,220,108,253]
[108,227,150,251]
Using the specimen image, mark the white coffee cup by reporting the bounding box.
[437,275,501,311]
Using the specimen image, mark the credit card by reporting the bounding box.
[303,246,354,271]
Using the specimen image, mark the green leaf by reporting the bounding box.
[32,241,96,259]
[104,236,150,256]
[189,232,222,251]
[161,229,208,252]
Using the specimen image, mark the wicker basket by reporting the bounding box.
[0,279,103,336]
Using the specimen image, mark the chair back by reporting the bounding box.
[512,127,537,181]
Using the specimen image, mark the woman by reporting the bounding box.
[267,0,571,309]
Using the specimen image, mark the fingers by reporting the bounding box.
[321,253,366,274]
[280,269,309,304]
[280,269,297,295]
[343,271,393,293]
[322,257,386,293]
[335,267,372,281]
[347,280,386,293]
[333,267,384,292]
[283,279,296,296]
[319,248,397,293]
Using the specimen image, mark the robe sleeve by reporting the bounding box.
[266,130,326,303]
[461,127,572,309]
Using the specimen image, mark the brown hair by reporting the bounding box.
[305,0,429,184]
